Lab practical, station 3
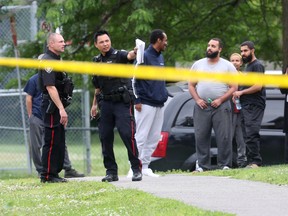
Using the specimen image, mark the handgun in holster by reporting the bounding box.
[118,86,131,104]
[46,100,56,114]
[96,93,103,109]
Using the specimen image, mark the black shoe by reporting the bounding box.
[57,177,68,182]
[64,168,85,178]
[238,162,247,168]
[132,172,142,181]
[101,174,119,182]
[41,177,68,183]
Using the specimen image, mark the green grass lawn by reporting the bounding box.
[188,164,288,185]
[1,131,288,185]
[0,132,132,177]
[1,131,288,216]
[1,138,288,216]
[0,178,231,216]
[1,165,288,216]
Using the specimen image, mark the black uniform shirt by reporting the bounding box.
[100,47,130,64]
[93,48,133,94]
[40,49,66,94]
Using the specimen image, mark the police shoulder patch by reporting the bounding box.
[44,67,53,73]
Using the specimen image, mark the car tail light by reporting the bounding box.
[152,132,169,158]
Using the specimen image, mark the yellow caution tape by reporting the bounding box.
[0,57,287,88]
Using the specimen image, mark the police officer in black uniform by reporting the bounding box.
[90,30,142,182]
[280,65,288,163]
[39,33,71,183]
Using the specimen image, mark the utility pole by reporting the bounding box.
[10,15,32,174]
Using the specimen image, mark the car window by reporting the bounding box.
[174,93,284,130]
[261,99,284,129]
[175,99,194,127]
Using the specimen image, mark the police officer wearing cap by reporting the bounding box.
[39,33,72,183]
[90,30,142,182]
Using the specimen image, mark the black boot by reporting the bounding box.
[64,168,85,178]
[132,171,142,181]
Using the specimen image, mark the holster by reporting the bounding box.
[103,94,123,102]
[96,93,103,109]
[61,97,71,108]
[46,100,56,114]
[101,86,133,104]
[122,90,131,104]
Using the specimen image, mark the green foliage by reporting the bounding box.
[33,0,283,69]
[127,9,154,34]
[2,0,281,74]
[0,0,21,6]
[0,39,41,89]
[17,41,43,59]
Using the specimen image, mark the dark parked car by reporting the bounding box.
[150,84,286,172]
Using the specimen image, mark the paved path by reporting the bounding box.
[73,174,288,216]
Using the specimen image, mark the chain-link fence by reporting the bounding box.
[0,87,31,172]
[0,1,38,50]
[0,70,130,177]
[0,1,131,177]
[0,68,92,175]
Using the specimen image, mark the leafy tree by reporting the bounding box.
[2,0,284,69]
[0,0,279,89]
[34,0,282,68]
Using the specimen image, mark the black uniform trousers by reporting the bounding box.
[280,89,288,163]
[241,104,264,166]
[99,100,142,175]
[40,99,65,180]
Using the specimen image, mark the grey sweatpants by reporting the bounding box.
[193,100,233,170]
[135,104,164,169]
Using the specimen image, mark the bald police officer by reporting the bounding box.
[39,33,72,183]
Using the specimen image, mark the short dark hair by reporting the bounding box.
[150,29,165,44]
[210,38,223,49]
[94,30,110,43]
[241,41,255,49]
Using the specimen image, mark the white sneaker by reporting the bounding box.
[126,168,133,178]
[142,168,159,177]
[222,166,230,170]
[193,167,203,173]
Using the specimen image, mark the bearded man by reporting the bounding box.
[233,41,266,169]
[189,38,237,172]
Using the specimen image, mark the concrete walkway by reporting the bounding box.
[73,174,288,216]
